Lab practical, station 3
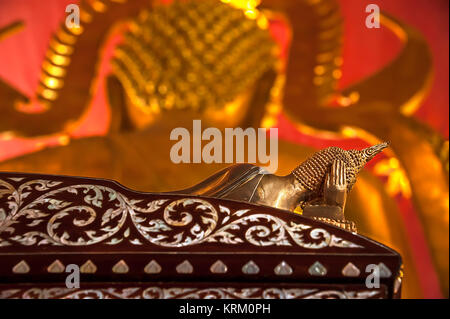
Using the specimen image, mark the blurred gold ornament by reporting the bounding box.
[374,157,412,198]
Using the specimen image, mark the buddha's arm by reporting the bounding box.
[323,160,348,210]
[302,160,347,221]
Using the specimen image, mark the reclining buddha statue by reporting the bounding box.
[174,143,389,232]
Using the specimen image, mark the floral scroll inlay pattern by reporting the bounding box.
[0,178,363,249]
[0,286,385,299]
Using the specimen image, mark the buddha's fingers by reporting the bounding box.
[340,160,347,187]
[325,168,332,190]
[331,160,347,190]
[323,160,348,210]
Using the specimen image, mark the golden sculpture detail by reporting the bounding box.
[176,143,389,232]
[113,0,277,118]
[292,143,389,194]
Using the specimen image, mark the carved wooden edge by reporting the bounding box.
[0,172,401,252]
[0,172,402,297]
[0,282,388,299]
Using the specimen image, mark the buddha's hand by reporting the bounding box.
[323,159,348,210]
